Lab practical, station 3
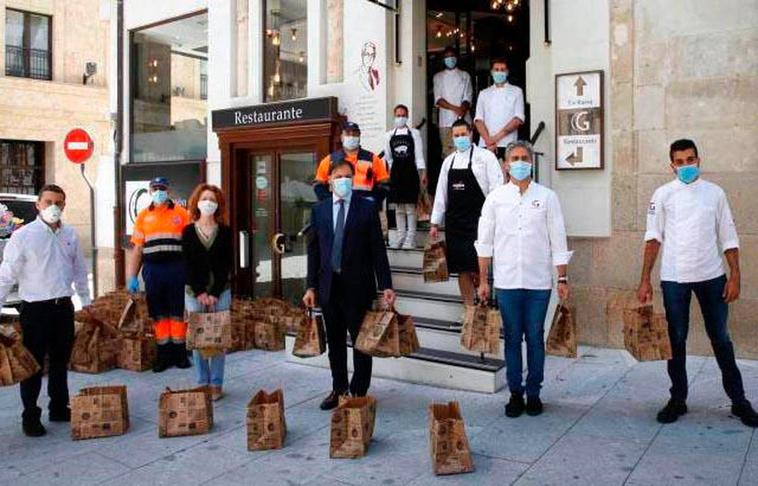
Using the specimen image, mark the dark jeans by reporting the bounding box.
[661,275,745,403]
[19,298,75,421]
[496,288,552,398]
[322,274,373,396]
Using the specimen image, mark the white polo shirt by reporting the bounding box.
[645,178,739,283]
[474,83,525,148]
[433,68,473,128]
[475,182,573,290]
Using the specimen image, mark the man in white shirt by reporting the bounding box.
[637,139,757,428]
[430,119,503,307]
[474,57,525,161]
[433,46,473,156]
[476,141,571,418]
[0,185,91,437]
[384,104,427,249]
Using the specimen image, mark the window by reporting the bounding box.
[0,140,45,194]
[4,8,52,80]
[131,12,208,163]
[264,0,307,102]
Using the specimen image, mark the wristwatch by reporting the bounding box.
[557,276,569,284]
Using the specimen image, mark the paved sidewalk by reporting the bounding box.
[0,347,755,485]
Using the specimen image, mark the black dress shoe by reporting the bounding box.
[319,390,345,411]
[732,400,758,428]
[505,393,525,418]
[526,396,544,416]
[49,408,71,422]
[656,399,687,424]
[22,419,46,437]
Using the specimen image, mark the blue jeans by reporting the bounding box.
[185,289,231,387]
[661,275,745,403]
[496,288,552,398]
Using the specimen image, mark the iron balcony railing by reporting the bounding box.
[5,45,51,80]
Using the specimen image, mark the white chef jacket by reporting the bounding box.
[431,146,503,226]
[433,68,473,128]
[475,182,573,290]
[474,83,525,148]
[0,217,91,306]
[383,127,426,170]
[645,178,739,283]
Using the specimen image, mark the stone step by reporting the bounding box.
[386,247,424,269]
[391,266,461,297]
[392,289,464,322]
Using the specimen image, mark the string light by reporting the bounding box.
[291,28,297,41]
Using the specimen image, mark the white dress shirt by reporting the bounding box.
[474,83,526,148]
[431,146,503,225]
[383,127,426,170]
[645,178,739,283]
[0,217,90,306]
[433,68,473,127]
[475,182,573,290]
[332,193,351,231]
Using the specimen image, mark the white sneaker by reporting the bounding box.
[390,231,406,249]
[402,235,416,249]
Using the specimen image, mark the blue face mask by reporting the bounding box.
[444,56,457,69]
[394,116,408,128]
[492,71,508,84]
[151,190,169,204]
[509,161,533,181]
[332,177,353,198]
[677,164,700,184]
[453,136,471,152]
[342,136,360,151]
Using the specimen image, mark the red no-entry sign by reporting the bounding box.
[64,128,94,164]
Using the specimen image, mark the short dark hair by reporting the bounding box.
[394,104,409,114]
[329,160,355,176]
[669,139,698,161]
[451,118,471,131]
[490,57,508,68]
[443,46,456,56]
[38,184,66,201]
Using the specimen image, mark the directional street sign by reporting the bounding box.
[555,71,604,170]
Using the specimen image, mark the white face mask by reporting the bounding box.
[197,200,218,216]
[40,204,62,224]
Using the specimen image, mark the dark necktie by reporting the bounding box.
[331,199,345,272]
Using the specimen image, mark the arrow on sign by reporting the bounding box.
[565,147,584,166]
[574,76,587,96]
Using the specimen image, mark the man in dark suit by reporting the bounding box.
[303,159,396,410]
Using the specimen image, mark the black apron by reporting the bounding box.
[444,146,486,273]
[388,128,420,204]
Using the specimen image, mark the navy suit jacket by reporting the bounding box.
[306,196,392,309]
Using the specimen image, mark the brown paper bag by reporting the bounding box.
[417,189,433,222]
[293,309,326,358]
[623,304,672,361]
[246,389,287,451]
[355,305,401,358]
[460,305,502,355]
[330,395,377,459]
[546,304,578,358]
[423,238,449,283]
[71,385,129,440]
[117,335,156,372]
[117,296,152,336]
[397,313,420,356]
[0,326,40,386]
[253,317,286,351]
[158,387,214,438]
[186,310,232,351]
[429,401,475,475]
[70,319,120,374]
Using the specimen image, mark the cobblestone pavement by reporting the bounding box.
[0,347,755,485]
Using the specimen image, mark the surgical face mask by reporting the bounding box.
[444,56,457,69]
[492,70,508,84]
[151,190,169,205]
[509,161,533,181]
[332,177,353,199]
[453,135,471,152]
[197,200,218,216]
[394,116,408,128]
[40,204,62,224]
[342,136,360,151]
[677,164,700,184]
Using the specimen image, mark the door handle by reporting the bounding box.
[239,230,250,269]
[271,232,286,255]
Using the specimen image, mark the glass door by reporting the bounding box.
[249,152,275,298]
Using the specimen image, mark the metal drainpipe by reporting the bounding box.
[113,0,125,287]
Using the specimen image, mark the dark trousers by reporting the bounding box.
[322,274,372,396]
[19,298,75,421]
[661,275,745,403]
